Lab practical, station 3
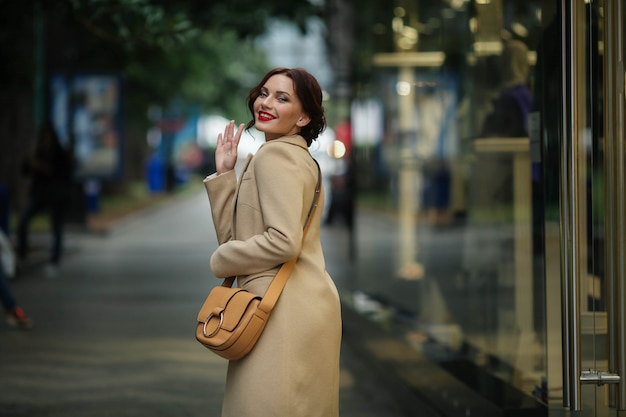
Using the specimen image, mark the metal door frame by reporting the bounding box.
[560,0,626,411]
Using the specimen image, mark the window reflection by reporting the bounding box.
[353,0,545,404]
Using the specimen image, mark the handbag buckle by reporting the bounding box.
[202,312,224,338]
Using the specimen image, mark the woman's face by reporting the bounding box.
[253,74,310,141]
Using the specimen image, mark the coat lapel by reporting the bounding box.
[230,136,307,237]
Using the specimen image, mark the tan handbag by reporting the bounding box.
[196,162,321,360]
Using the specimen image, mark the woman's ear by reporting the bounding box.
[296,113,311,127]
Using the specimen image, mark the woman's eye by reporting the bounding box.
[259,91,268,98]
[278,96,289,102]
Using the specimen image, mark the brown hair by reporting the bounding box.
[246,67,326,146]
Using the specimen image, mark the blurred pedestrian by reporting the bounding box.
[481,39,533,137]
[204,67,341,417]
[17,120,73,278]
[463,40,533,291]
[0,230,33,329]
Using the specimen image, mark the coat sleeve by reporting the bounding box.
[204,170,237,244]
[209,143,309,278]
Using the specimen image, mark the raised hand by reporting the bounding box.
[215,120,244,175]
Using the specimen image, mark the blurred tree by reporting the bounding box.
[40,0,318,117]
[0,0,322,207]
[65,0,318,45]
[124,30,268,124]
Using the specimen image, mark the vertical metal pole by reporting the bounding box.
[397,66,419,274]
[617,1,626,401]
[559,0,572,408]
[604,0,617,409]
[604,0,626,409]
[560,0,586,411]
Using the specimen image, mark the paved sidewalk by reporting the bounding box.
[0,191,422,417]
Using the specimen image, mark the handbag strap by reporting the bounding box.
[223,159,322,314]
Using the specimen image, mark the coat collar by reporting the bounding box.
[259,134,308,151]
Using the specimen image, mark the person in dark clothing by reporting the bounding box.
[17,121,73,278]
[482,39,533,137]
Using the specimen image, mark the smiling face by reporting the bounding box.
[253,74,311,141]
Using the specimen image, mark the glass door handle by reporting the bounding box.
[580,370,621,386]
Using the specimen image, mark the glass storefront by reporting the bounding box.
[346,0,626,416]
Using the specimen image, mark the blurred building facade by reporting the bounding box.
[343,0,626,416]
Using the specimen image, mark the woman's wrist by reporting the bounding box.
[215,168,230,176]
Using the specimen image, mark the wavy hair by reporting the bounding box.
[246,67,326,146]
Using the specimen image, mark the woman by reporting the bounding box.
[204,67,342,416]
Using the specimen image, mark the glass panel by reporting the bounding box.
[537,0,565,412]
[351,0,548,412]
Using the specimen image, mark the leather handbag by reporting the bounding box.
[196,162,321,360]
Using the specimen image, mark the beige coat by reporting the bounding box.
[204,135,342,417]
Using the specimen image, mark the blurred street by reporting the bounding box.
[0,190,430,417]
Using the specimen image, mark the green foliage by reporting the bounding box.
[65,0,201,49]
[0,0,321,117]
[124,29,270,123]
[61,0,320,47]
[52,0,317,120]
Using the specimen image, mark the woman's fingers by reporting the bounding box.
[233,123,244,145]
[224,120,234,141]
[218,121,242,150]
[221,121,242,146]
[215,121,242,174]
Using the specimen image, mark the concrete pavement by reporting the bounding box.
[0,190,429,417]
